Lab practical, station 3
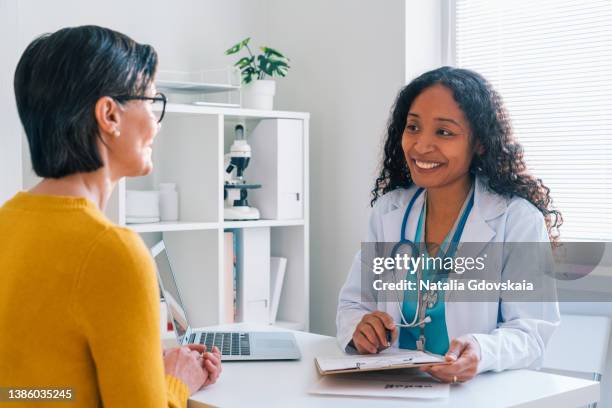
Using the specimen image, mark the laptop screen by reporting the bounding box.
[151,241,189,342]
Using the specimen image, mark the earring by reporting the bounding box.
[112,129,120,138]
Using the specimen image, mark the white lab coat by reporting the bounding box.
[336,175,560,373]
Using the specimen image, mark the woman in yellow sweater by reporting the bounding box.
[0,26,221,407]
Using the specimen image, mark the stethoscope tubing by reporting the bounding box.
[391,188,425,328]
[389,186,474,329]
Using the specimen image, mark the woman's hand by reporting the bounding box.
[184,344,223,387]
[163,345,208,395]
[352,311,398,354]
[420,335,481,383]
[201,345,223,386]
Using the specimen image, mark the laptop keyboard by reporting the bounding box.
[187,332,250,356]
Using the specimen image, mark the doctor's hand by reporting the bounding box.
[352,311,398,354]
[420,335,481,383]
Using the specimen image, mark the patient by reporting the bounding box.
[0,25,221,407]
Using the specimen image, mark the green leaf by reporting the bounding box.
[235,56,254,69]
[225,42,242,55]
[257,55,274,76]
[261,46,285,59]
[265,59,290,78]
[243,66,256,76]
[272,60,289,69]
[241,66,257,85]
[275,64,289,76]
[225,37,251,55]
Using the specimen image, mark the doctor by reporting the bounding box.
[337,67,561,384]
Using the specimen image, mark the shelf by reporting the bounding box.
[110,104,309,330]
[126,219,305,232]
[223,219,304,229]
[154,103,310,120]
[156,80,240,94]
[127,221,220,233]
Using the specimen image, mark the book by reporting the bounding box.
[232,233,237,322]
[223,232,235,324]
[235,228,271,323]
[269,257,287,324]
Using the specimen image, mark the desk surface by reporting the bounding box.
[188,324,599,408]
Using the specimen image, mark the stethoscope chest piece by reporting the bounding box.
[424,290,438,309]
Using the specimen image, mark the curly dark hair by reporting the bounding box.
[372,66,562,243]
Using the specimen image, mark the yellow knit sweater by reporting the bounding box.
[0,192,189,407]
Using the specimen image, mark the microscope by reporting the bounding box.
[224,124,262,220]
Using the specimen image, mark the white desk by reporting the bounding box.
[188,325,599,408]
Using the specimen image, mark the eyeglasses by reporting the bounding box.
[111,92,167,123]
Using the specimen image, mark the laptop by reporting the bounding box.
[151,240,301,361]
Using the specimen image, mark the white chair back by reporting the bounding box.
[543,314,611,378]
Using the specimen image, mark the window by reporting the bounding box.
[453,0,612,240]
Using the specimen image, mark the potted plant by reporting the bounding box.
[226,38,290,110]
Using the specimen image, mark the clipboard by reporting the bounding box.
[315,350,450,375]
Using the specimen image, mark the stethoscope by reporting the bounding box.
[388,186,474,349]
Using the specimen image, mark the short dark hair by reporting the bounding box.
[14,25,158,178]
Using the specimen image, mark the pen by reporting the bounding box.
[383,325,406,352]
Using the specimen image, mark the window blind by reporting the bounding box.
[454,0,612,241]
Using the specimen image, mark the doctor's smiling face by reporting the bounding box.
[402,84,480,190]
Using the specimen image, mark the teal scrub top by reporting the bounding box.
[399,202,450,355]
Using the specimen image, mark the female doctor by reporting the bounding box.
[336,67,562,384]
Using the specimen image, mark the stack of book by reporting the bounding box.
[223,229,287,324]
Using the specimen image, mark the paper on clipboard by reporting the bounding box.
[309,372,449,400]
[315,349,447,375]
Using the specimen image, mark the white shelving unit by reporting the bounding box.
[109,103,310,331]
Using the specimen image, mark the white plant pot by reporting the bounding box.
[241,79,276,110]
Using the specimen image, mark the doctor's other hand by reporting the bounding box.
[163,346,208,395]
[419,335,481,383]
[352,311,398,354]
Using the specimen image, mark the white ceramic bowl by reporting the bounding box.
[126,190,160,218]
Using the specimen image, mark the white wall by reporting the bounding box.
[0,0,21,204]
[263,0,407,335]
[14,0,268,73]
[405,0,444,81]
